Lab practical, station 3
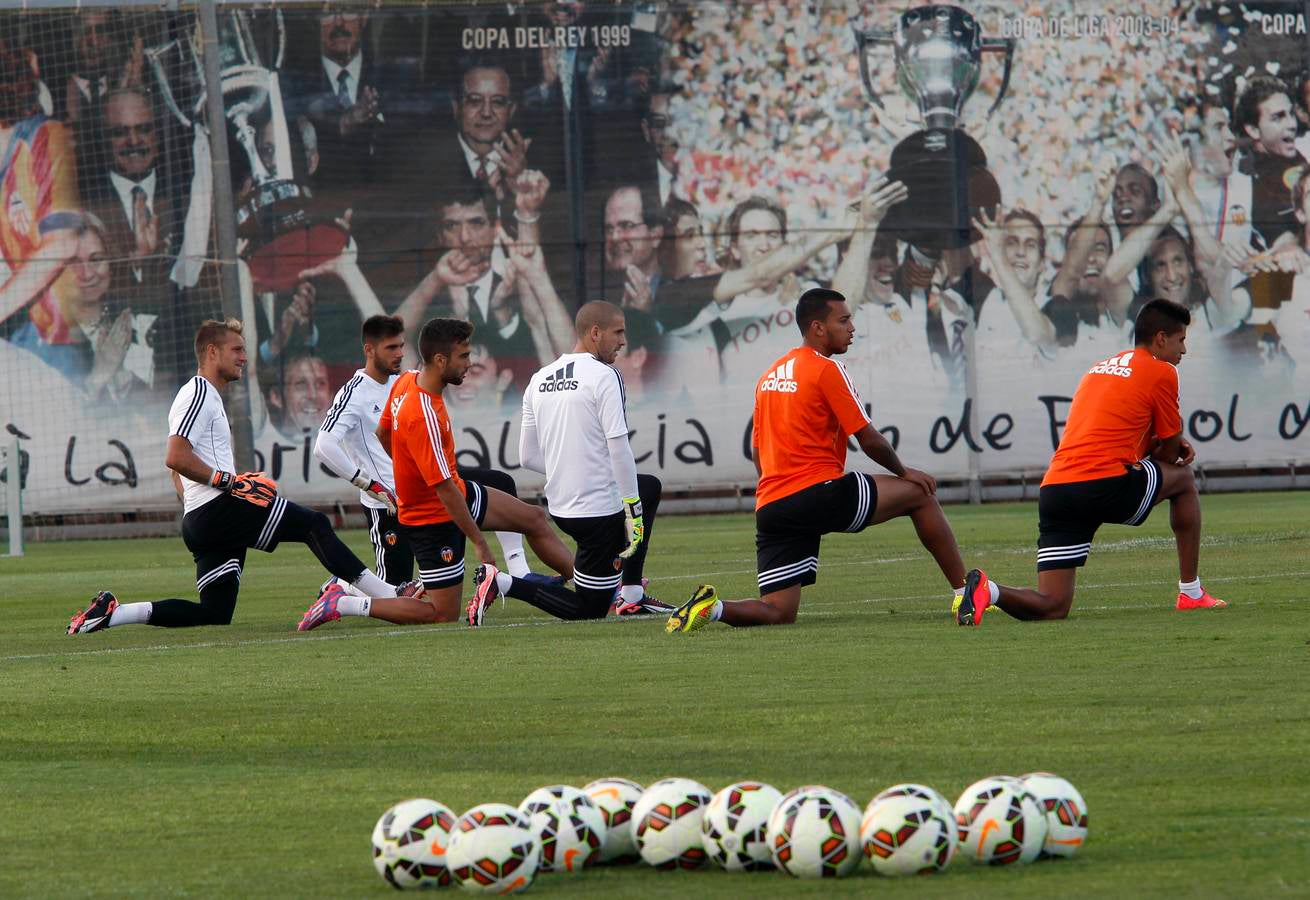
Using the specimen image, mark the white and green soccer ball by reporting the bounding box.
[1022,772,1089,858]
[446,803,540,894]
[583,777,644,863]
[630,777,713,870]
[860,792,956,875]
[701,781,782,871]
[370,798,457,889]
[518,784,606,873]
[953,777,1047,866]
[767,786,862,878]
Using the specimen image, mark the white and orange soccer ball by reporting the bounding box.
[583,777,644,863]
[766,786,862,878]
[446,803,540,894]
[701,781,782,871]
[370,798,457,889]
[1022,772,1089,858]
[953,777,1047,866]
[860,791,956,876]
[630,777,713,870]
[518,784,606,874]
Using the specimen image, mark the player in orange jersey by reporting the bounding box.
[298,317,574,628]
[668,287,978,631]
[955,298,1227,626]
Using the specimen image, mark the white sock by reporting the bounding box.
[107,602,151,627]
[325,577,367,598]
[495,571,514,594]
[620,584,644,603]
[353,570,391,597]
[953,586,964,598]
[499,534,530,577]
[1179,578,1203,600]
[709,599,723,621]
[338,596,371,617]
[988,581,1001,604]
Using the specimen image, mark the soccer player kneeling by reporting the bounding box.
[66,320,400,634]
[667,288,982,632]
[954,298,1227,626]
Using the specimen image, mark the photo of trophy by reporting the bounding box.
[147,10,345,291]
[855,5,1015,253]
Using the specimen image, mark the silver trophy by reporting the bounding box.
[854,5,1015,252]
[147,10,344,291]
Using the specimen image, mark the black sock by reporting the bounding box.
[506,578,609,621]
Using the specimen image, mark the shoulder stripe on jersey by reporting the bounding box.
[824,358,871,423]
[320,373,364,433]
[607,363,629,431]
[419,394,454,480]
[174,376,207,439]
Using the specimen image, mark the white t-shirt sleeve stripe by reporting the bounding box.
[171,377,207,439]
[320,374,363,433]
[597,365,629,439]
[420,394,453,480]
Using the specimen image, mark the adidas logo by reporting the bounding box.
[760,358,798,393]
[1088,351,1134,378]
[539,361,579,392]
[372,404,381,414]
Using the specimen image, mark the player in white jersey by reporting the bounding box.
[466,301,668,625]
[65,319,400,634]
[313,315,554,594]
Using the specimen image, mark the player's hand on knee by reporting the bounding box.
[351,471,398,515]
[901,468,936,495]
[619,496,644,559]
[231,471,278,507]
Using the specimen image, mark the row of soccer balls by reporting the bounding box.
[372,772,1088,891]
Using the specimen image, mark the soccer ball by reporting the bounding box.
[1022,772,1089,858]
[519,785,607,873]
[583,778,644,863]
[630,777,713,869]
[765,785,825,839]
[371,798,457,889]
[860,793,955,876]
[868,782,957,832]
[767,786,862,878]
[701,781,782,871]
[953,777,1047,865]
[446,803,540,894]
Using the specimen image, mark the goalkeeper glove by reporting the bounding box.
[351,469,398,516]
[212,470,278,507]
[619,496,644,559]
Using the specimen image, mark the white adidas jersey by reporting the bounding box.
[167,375,233,514]
[319,369,396,509]
[522,352,629,518]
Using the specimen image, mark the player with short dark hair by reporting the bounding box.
[66,319,401,634]
[666,287,978,631]
[299,316,576,628]
[467,300,668,625]
[310,315,541,603]
[955,298,1227,625]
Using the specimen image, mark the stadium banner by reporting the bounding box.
[1,2,1308,517]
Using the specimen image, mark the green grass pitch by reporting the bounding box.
[2,491,1307,897]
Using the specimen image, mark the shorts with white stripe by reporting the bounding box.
[401,480,488,590]
[552,511,626,610]
[1036,460,1162,571]
[367,507,414,586]
[754,472,879,594]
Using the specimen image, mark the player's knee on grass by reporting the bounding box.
[758,592,800,625]
[198,583,238,625]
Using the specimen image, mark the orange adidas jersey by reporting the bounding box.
[381,370,466,526]
[0,115,79,343]
[752,347,871,509]
[1043,348,1183,486]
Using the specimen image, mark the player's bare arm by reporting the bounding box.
[165,434,217,485]
[434,477,494,566]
